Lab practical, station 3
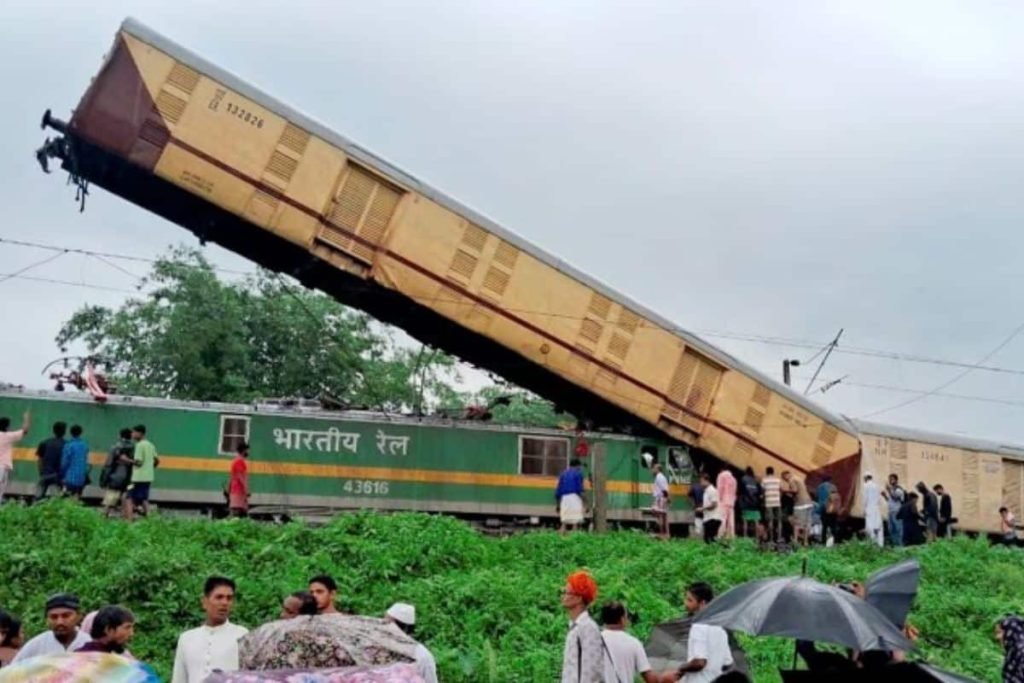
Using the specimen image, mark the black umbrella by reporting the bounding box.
[865,559,920,628]
[778,661,979,683]
[695,576,915,652]
[644,616,750,676]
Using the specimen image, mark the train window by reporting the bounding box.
[639,445,659,468]
[219,415,250,455]
[519,436,570,476]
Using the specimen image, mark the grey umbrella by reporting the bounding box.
[694,576,916,652]
[865,559,920,628]
[778,663,980,683]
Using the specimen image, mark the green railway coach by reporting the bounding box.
[0,389,693,526]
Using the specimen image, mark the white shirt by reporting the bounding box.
[562,610,604,683]
[0,429,25,471]
[701,485,721,522]
[683,623,733,683]
[653,472,669,500]
[601,629,651,683]
[172,621,249,683]
[414,643,439,683]
[862,480,882,525]
[11,629,91,662]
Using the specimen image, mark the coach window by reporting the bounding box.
[219,415,251,455]
[519,436,570,476]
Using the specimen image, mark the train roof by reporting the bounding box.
[117,18,853,435]
[0,386,665,443]
[854,419,1024,460]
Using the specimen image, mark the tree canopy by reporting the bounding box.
[55,246,563,427]
[56,247,460,410]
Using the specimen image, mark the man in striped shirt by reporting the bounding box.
[762,467,783,543]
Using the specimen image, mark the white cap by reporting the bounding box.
[386,602,416,626]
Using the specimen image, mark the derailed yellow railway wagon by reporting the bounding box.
[852,420,1024,534]
[38,19,862,499]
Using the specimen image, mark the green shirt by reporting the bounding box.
[132,439,158,483]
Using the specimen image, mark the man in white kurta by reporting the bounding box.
[172,577,248,683]
[384,602,438,683]
[862,473,884,547]
[11,593,90,662]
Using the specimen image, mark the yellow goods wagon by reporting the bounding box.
[854,421,1024,534]
[39,20,861,499]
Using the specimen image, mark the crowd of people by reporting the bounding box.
[550,453,1024,549]
[0,575,438,682]
[0,412,257,519]
[558,569,1024,683]
[1,569,1023,682]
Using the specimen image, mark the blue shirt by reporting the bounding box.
[555,467,584,500]
[61,437,89,487]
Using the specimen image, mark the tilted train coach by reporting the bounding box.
[34,20,1024,535]
[0,388,694,527]
[37,19,863,506]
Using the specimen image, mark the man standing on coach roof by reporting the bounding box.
[172,576,248,683]
[0,409,30,504]
[34,421,66,502]
[125,424,157,520]
[12,593,90,662]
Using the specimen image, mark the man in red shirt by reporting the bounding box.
[228,442,250,517]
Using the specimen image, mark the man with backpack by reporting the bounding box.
[738,467,762,539]
[100,429,135,517]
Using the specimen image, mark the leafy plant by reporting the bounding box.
[0,502,1015,682]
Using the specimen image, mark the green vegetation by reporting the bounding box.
[53,246,563,426]
[0,502,1017,681]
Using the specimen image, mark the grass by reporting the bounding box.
[0,501,1018,681]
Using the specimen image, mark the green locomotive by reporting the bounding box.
[0,389,693,527]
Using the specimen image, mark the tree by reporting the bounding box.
[451,383,568,428]
[56,246,460,408]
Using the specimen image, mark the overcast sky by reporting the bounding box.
[2,0,1024,441]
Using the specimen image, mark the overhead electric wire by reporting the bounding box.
[0,272,138,293]
[0,236,252,275]
[800,374,1024,408]
[5,235,1024,376]
[859,321,1024,419]
[7,236,1024,420]
[0,250,68,285]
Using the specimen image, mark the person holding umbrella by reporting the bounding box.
[996,615,1024,683]
[659,582,733,683]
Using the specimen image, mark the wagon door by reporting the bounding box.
[1004,460,1024,516]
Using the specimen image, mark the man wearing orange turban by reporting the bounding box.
[560,571,603,683]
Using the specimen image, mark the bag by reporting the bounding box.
[99,463,113,489]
